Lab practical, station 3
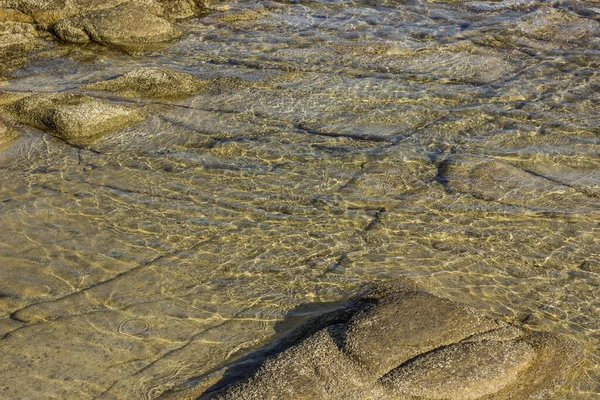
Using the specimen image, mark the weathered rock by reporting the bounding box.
[0,0,208,26]
[154,0,209,19]
[0,21,46,75]
[517,7,600,43]
[381,340,535,399]
[52,3,182,47]
[0,0,124,25]
[2,92,145,146]
[0,115,17,147]
[201,282,580,400]
[344,290,500,377]
[84,67,207,99]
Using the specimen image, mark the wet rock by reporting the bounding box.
[381,340,535,399]
[342,147,437,204]
[343,289,500,377]
[84,67,207,99]
[438,155,595,209]
[2,92,145,146]
[0,21,46,75]
[52,3,182,47]
[204,282,579,400]
[154,0,209,19]
[517,7,600,43]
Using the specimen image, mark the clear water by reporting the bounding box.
[0,0,599,398]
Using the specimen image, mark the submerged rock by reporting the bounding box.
[437,155,595,209]
[517,7,600,43]
[198,282,580,400]
[84,67,207,99]
[52,3,181,48]
[2,92,145,146]
[0,115,18,147]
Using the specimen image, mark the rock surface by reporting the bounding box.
[52,3,181,48]
[2,92,145,146]
[84,67,208,99]
[196,282,579,400]
[0,21,46,75]
[0,0,208,25]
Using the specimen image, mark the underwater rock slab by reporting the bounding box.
[437,155,596,209]
[2,92,145,146]
[84,67,207,100]
[517,7,600,43]
[52,3,182,47]
[200,282,580,400]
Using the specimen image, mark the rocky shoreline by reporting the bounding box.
[0,0,598,398]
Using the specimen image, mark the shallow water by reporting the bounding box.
[0,0,599,398]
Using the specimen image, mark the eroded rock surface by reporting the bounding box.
[2,92,145,146]
[200,282,579,400]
